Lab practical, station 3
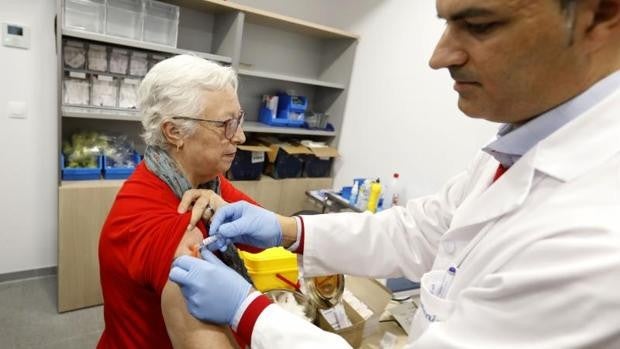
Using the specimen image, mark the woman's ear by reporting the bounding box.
[161,120,183,149]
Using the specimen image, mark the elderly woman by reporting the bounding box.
[98,55,255,349]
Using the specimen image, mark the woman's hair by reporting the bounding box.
[138,54,238,147]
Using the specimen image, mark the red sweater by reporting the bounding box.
[97,162,257,348]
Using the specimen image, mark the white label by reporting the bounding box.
[251,151,265,163]
[319,156,330,161]
[123,78,140,85]
[69,72,86,79]
[98,75,113,81]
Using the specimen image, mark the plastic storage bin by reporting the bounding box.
[106,0,143,40]
[88,44,109,71]
[63,72,91,106]
[61,154,102,180]
[102,152,141,179]
[129,51,149,76]
[63,41,87,69]
[239,247,299,292]
[91,75,119,107]
[258,92,306,128]
[64,0,106,34]
[143,0,179,47]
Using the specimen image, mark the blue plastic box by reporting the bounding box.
[258,92,307,128]
[259,107,304,127]
[61,154,102,180]
[102,152,141,179]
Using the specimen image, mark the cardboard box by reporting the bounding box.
[303,146,339,177]
[228,143,271,180]
[318,301,365,348]
[260,137,312,179]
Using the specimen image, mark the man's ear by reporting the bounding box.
[583,0,620,42]
[161,120,183,147]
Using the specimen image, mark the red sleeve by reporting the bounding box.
[237,295,272,343]
[294,216,305,254]
[100,163,207,296]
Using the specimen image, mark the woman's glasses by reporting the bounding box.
[172,110,245,140]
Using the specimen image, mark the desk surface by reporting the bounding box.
[346,276,411,348]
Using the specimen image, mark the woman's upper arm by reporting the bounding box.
[161,280,236,349]
[161,227,237,349]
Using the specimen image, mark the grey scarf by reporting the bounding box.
[144,145,252,284]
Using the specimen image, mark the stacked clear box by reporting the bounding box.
[143,0,179,47]
[106,0,143,40]
[64,0,106,34]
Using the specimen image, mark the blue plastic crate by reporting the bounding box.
[259,107,304,127]
[102,152,141,180]
[61,154,102,180]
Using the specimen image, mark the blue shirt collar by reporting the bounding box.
[483,70,620,167]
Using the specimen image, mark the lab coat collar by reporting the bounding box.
[533,88,620,182]
[449,88,620,231]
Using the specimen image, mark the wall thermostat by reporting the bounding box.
[2,23,30,49]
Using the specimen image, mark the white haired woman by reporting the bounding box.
[98,55,255,349]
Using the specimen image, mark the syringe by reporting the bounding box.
[198,235,219,250]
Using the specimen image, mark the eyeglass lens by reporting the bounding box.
[225,112,244,139]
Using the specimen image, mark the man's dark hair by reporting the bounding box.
[559,0,577,11]
[559,0,578,45]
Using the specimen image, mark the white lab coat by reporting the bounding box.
[251,89,620,349]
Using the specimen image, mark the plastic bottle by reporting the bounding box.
[367,178,382,213]
[349,180,360,206]
[356,179,371,211]
[383,173,404,209]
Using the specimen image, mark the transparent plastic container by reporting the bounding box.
[88,44,109,72]
[109,48,129,74]
[63,72,91,106]
[63,41,87,69]
[129,51,149,76]
[106,0,143,40]
[143,0,179,47]
[91,74,119,107]
[118,78,140,109]
[64,0,106,34]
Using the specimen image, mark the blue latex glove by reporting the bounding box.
[169,250,251,325]
[208,200,282,251]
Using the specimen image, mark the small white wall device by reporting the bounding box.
[2,23,30,49]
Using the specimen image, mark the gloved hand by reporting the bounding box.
[169,249,251,325]
[208,200,282,251]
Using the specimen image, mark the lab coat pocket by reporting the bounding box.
[409,270,456,341]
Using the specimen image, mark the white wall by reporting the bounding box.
[0,0,58,274]
[333,0,497,199]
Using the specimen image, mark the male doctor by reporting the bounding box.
[170,0,620,347]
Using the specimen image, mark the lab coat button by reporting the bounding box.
[444,241,456,254]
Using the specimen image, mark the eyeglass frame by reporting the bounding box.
[171,110,245,140]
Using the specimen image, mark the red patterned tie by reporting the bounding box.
[493,164,508,182]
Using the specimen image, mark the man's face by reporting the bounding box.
[430,0,590,123]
